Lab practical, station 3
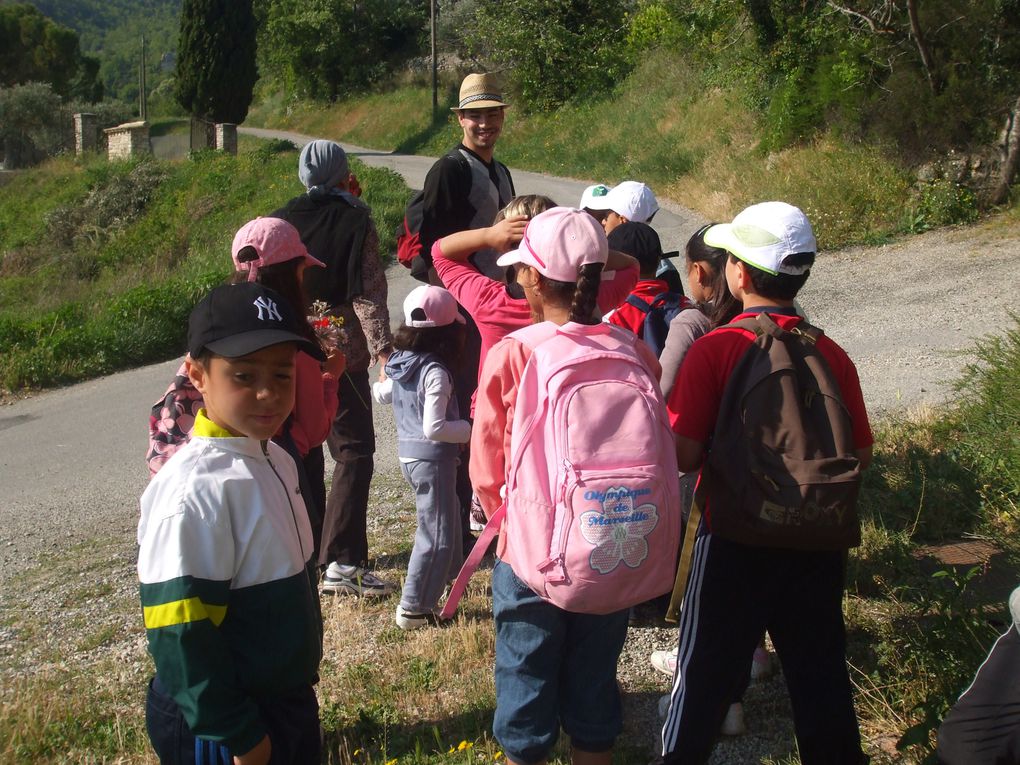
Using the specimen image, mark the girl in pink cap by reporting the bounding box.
[469,207,672,765]
[372,285,470,630]
[147,218,345,561]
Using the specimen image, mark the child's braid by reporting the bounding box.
[568,263,605,325]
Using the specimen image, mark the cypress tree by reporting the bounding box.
[175,0,257,124]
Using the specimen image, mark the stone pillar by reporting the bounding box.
[104,121,151,160]
[214,123,238,155]
[74,113,98,154]
[190,118,212,151]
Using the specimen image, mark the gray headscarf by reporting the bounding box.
[297,139,368,208]
[299,140,349,197]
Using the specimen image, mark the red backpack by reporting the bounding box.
[395,190,425,269]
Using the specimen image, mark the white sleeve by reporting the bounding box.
[421,365,471,443]
[372,378,393,405]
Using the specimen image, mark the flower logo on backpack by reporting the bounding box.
[579,487,659,574]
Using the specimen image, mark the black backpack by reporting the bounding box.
[625,292,694,357]
[700,313,863,550]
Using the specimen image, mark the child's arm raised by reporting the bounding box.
[437,215,528,262]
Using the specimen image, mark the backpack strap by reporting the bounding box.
[625,294,653,314]
[665,480,705,623]
[439,504,506,620]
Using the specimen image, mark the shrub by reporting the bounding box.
[904,180,980,234]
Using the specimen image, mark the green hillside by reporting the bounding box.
[6,0,181,102]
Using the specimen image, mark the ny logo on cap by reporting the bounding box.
[253,296,283,322]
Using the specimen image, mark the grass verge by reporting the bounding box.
[0,144,412,392]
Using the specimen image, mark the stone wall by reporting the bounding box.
[74,113,98,154]
[104,122,151,160]
[214,123,238,155]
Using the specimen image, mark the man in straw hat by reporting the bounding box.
[411,72,515,284]
[410,73,516,553]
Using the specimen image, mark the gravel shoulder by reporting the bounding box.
[1,133,1018,762]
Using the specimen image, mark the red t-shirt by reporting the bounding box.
[607,278,672,336]
[668,310,873,450]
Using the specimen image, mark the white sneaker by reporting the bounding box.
[321,563,396,597]
[395,605,442,631]
[650,647,678,677]
[720,702,747,736]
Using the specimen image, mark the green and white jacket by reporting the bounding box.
[138,411,322,754]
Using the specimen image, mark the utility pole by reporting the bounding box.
[139,35,148,121]
[431,0,438,120]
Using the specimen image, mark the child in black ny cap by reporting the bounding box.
[138,282,325,765]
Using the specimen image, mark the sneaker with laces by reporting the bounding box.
[650,647,678,677]
[720,702,747,736]
[469,494,487,531]
[321,563,395,597]
[395,606,443,631]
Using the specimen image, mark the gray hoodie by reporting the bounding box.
[382,350,469,460]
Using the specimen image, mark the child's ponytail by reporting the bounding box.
[568,263,605,325]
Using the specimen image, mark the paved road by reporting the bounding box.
[2,128,1017,579]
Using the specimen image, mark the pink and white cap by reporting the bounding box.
[496,206,608,283]
[585,181,659,222]
[703,201,817,276]
[231,217,326,282]
[403,285,466,328]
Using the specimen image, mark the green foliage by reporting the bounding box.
[903,180,980,234]
[0,3,102,100]
[950,316,1020,520]
[175,0,257,123]
[0,81,131,167]
[257,0,427,101]
[0,145,409,391]
[29,0,182,104]
[465,0,631,111]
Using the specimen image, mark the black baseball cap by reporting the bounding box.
[188,282,325,361]
[607,222,665,272]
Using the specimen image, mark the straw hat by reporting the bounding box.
[452,73,509,111]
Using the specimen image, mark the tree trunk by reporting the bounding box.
[991,94,1020,206]
[906,0,941,95]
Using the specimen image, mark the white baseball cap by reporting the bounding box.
[585,181,659,223]
[703,201,817,276]
[579,183,610,210]
[403,286,465,328]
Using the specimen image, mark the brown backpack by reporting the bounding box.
[699,312,862,550]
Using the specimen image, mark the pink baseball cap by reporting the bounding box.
[231,217,326,282]
[403,285,466,328]
[496,207,609,283]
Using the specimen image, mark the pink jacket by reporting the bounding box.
[290,351,339,456]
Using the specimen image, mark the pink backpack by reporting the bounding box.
[442,321,681,617]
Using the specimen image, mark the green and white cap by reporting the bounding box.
[704,201,816,275]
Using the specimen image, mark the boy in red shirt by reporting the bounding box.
[659,202,873,765]
[604,222,684,337]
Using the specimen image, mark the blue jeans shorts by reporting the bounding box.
[491,560,630,765]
